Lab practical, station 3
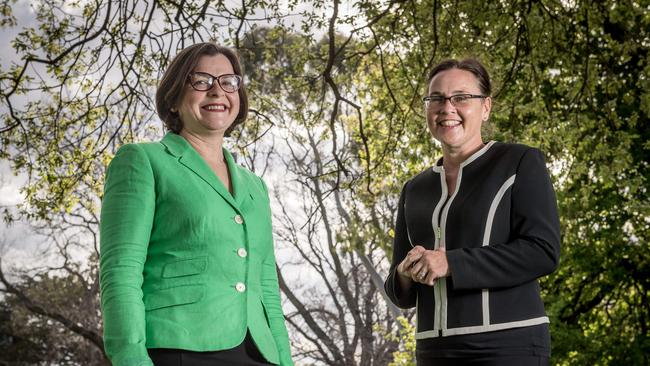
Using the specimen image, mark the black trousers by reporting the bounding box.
[417,355,549,366]
[147,331,274,366]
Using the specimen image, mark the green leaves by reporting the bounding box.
[0,0,647,364]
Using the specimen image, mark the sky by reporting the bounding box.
[0,0,370,270]
[0,0,42,268]
[0,3,393,363]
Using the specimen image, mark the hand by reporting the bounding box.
[396,245,426,281]
[409,247,449,286]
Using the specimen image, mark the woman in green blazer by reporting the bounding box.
[100,43,293,366]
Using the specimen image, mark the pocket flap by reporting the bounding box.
[144,284,205,310]
[162,257,207,278]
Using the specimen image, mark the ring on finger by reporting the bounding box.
[418,270,427,280]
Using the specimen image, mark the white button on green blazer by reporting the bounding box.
[100,132,294,366]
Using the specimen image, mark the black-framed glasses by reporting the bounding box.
[423,94,486,109]
[188,72,242,93]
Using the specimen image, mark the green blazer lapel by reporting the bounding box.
[223,148,251,208]
[160,132,239,210]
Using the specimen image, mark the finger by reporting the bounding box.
[417,268,429,282]
[414,263,431,283]
[412,263,427,279]
[398,255,419,277]
[403,250,420,264]
[412,253,433,269]
[397,261,411,277]
[410,261,425,277]
[408,254,427,270]
[407,249,424,261]
[399,255,418,272]
[424,271,437,286]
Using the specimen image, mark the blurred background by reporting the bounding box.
[0,0,648,364]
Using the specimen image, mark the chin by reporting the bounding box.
[201,120,235,131]
[436,133,463,145]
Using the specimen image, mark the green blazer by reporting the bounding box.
[100,132,293,366]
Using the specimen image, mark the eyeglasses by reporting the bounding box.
[188,72,242,93]
[423,94,486,110]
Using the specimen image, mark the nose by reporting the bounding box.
[440,98,456,114]
[207,82,225,96]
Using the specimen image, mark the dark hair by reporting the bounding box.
[427,58,491,96]
[156,43,249,136]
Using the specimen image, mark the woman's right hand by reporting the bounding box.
[396,245,426,281]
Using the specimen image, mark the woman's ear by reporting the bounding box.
[482,96,492,121]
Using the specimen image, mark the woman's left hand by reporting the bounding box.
[409,248,450,286]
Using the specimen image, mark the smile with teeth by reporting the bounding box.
[438,119,462,127]
[203,104,227,111]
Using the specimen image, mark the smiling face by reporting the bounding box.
[426,68,491,155]
[176,54,240,137]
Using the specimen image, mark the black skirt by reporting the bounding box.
[416,324,551,365]
[147,330,275,366]
[416,355,549,366]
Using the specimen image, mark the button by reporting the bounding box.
[237,248,248,258]
[235,282,246,292]
[234,215,244,224]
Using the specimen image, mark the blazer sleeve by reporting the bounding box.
[99,144,155,366]
[384,182,417,309]
[259,178,294,366]
[447,148,561,290]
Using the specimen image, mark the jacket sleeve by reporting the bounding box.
[100,144,155,366]
[447,148,561,290]
[384,182,417,309]
[259,178,294,366]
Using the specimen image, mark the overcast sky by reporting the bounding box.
[0,0,366,274]
[0,1,37,267]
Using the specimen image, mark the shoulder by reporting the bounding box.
[490,141,538,158]
[488,142,552,184]
[113,140,166,160]
[403,165,439,193]
[110,142,149,166]
[107,140,173,177]
[105,143,160,182]
[486,142,545,168]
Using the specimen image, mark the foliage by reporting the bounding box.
[239,24,402,364]
[382,316,416,366]
[0,0,648,365]
[0,265,107,365]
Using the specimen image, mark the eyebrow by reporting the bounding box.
[192,71,234,77]
[429,90,473,95]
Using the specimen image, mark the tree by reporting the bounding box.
[1,1,409,364]
[0,259,107,365]
[237,23,406,364]
[0,0,648,365]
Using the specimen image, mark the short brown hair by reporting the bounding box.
[427,58,492,96]
[156,43,249,136]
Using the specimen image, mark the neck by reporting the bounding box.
[441,140,485,171]
[180,129,225,162]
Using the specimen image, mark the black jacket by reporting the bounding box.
[385,142,560,339]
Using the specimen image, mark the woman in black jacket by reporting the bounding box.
[384,59,560,366]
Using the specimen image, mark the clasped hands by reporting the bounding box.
[397,245,449,286]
